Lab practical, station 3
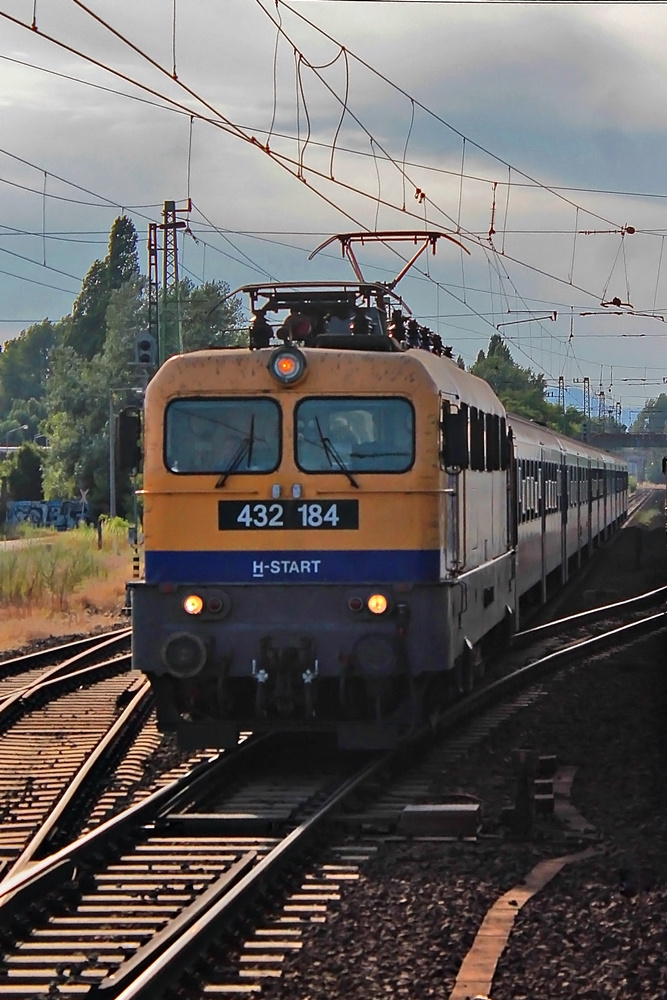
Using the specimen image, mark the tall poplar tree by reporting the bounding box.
[63,216,140,359]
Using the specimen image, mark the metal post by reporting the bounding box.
[109,395,116,518]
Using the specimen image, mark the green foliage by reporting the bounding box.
[631,394,667,432]
[39,229,244,517]
[7,444,43,501]
[469,333,605,436]
[471,334,552,423]
[63,216,140,359]
[161,278,246,357]
[0,320,58,414]
[628,396,667,484]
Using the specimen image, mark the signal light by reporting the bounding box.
[183,594,204,615]
[134,332,156,366]
[367,594,388,615]
[267,346,306,385]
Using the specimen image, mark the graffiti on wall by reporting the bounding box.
[6,500,89,531]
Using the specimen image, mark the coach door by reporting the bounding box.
[540,450,547,603]
[557,456,567,584]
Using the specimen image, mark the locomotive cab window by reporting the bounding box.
[295,397,414,473]
[165,398,281,474]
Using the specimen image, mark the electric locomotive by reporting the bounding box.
[127,234,627,749]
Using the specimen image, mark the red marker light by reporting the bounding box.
[268,347,306,385]
[277,356,297,377]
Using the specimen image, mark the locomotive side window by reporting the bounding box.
[469,407,485,471]
[165,398,281,474]
[441,401,469,469]
[295,397,414,473]
[486,413,501,471]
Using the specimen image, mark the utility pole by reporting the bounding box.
[147,222,160,363]
[109,387,144,517]
[573,376,591,440]
[108,394,116,518]
[557,376,565,413]
[148,199,191,366]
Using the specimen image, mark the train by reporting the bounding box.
[125,235,628,749]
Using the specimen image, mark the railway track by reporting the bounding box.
[0,629,131,700]
[0,632,141,876]
[0,600,662,998]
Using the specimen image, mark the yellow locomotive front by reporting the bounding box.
[132,316,456,747]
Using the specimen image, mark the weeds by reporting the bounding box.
[0,523,135,648]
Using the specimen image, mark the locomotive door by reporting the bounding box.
[439,395,466,575]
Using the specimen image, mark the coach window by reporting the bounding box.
[295,397,414,473]
[165,398,281,474]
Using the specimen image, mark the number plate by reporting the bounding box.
[218,500,359,531]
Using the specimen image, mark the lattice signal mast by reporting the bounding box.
[573,376,591,440]
[147,199,191,366]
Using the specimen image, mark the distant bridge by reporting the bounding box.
[586,432,667,450]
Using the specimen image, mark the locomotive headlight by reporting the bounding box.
[267,346,307,385]
[183,594,204,615]
[162,632,207,678]
[367,593,389,615]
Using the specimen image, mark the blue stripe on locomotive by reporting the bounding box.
[145,549,441,584]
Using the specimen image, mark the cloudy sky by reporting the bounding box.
[1,0,667,420]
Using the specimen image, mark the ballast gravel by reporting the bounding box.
[264,511,667,1000]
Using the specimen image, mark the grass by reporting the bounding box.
[0,520,136,652]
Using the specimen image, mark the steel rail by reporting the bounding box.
[5,678,152,879]
[448,610,667,731]
[514,584,667,646]
[0,734,273,904]
[0,626,130,673]
[623,487,659,524]
[0,649,132,722]
[99,754,389,999]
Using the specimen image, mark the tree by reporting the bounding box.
[471,334,551,423]
[630,395,667,483]
[107,215,140,288]
[63,216,140,359]
[7,444,43,501]
[161,278,246,356]
[0,320,59,418]
[40,345,111,506]
[631,394,667,432]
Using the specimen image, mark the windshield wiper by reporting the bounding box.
[315,417,359,489]
[216,415,255,489]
